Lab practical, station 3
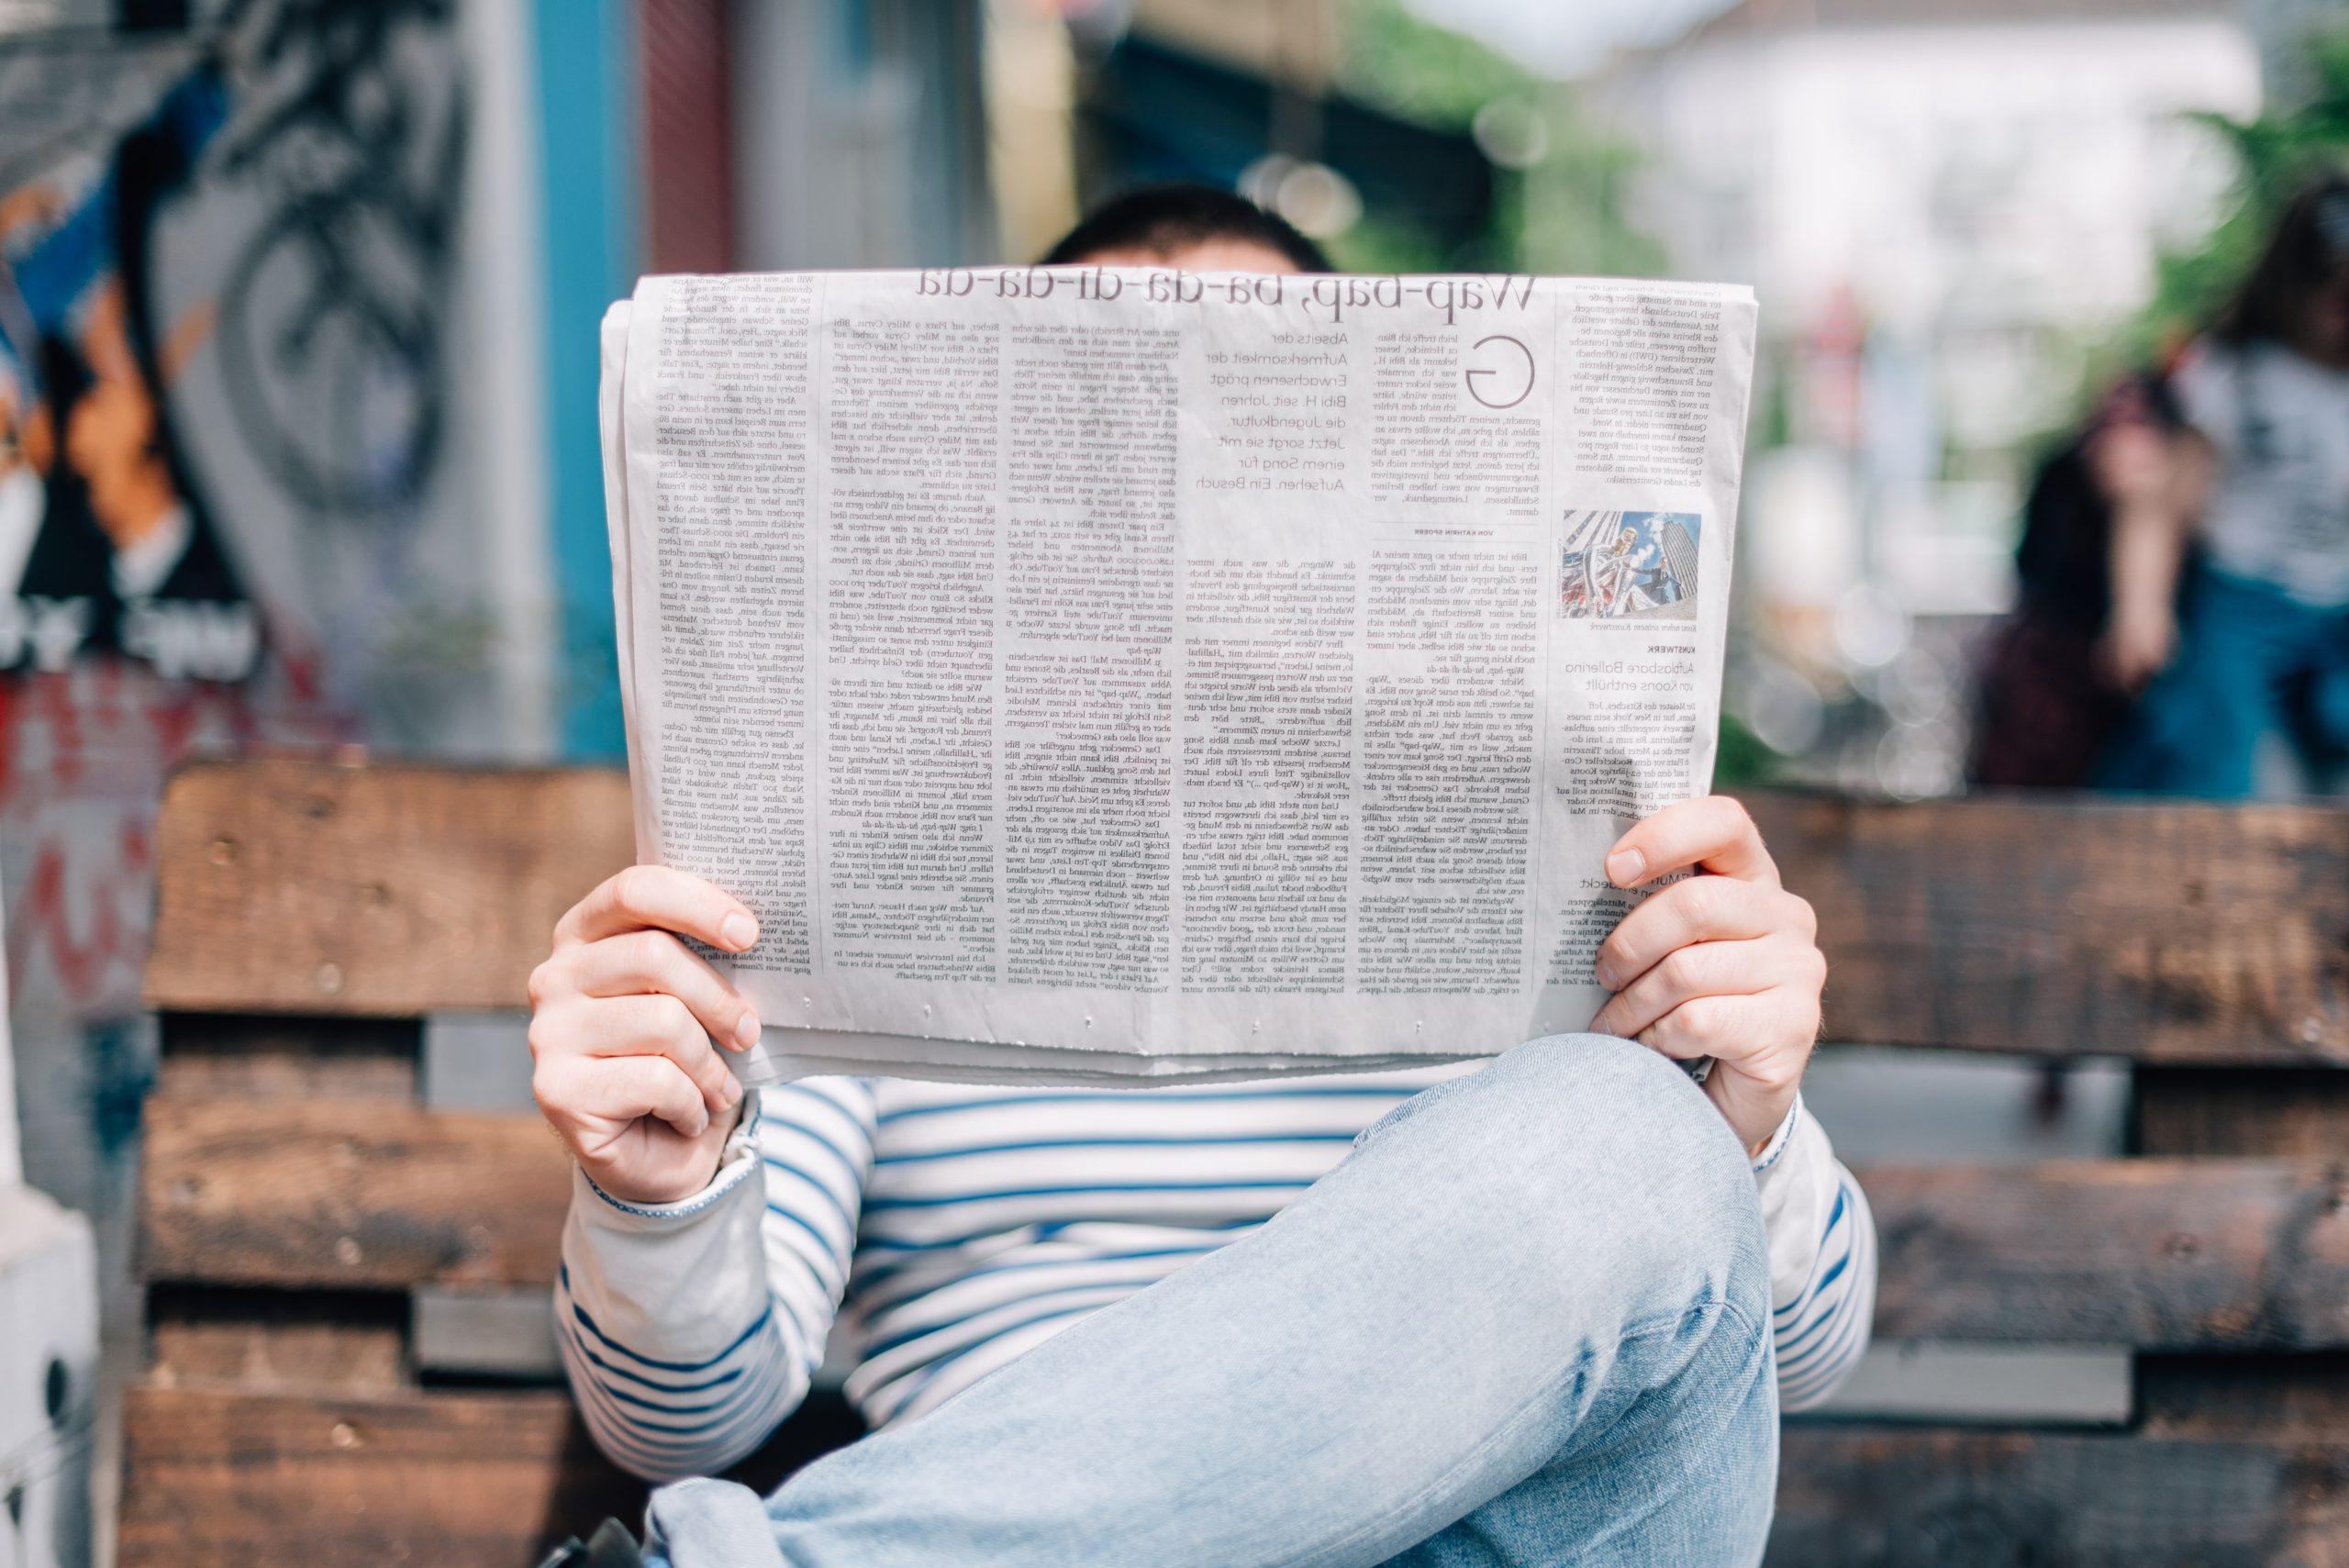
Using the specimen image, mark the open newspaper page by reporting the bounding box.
[599,266,1756,1084]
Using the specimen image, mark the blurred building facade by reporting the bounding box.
[0,8,994,1528]
[1594,0,2262,791]
[2249,0,2349,98]
[1063,0,1497,266]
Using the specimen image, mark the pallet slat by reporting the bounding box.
[1749,793,2349,1065]
[2142,1354,2349,1440]
[1770,1427,2349,1567]
[129,762,2349,1562]
[2136,1067,2349,1158]
[138,1091,2349,1349]
[148,1290,408,1396]
[157,1014,421,1098]
[2130,1071,2349,1451]
[115,1384,2349,1568]
[143,764,2349,1062]
[145,761,634,1016]
[117,1385,640,1568]
[140,1095,568,1289]
[1863,1160,2349,1351]
[118,1383,868,1568]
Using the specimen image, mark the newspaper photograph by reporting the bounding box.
[598,265,1757,1084]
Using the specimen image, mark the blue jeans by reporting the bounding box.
[640,1034,1777,1567]
[2099,569,2349,798]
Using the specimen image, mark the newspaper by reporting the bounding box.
[599,266,1757,1084]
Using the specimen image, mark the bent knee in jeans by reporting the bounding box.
[1364,1032,1742,1169]
[1354,1032,1767,1311]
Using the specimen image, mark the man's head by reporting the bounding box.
[1042,183,1331,277]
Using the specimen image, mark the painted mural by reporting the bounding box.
[0,15,472,1538]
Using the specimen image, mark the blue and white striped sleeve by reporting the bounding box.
[1751,1094,1877,1411]
[555,1076,877,1482]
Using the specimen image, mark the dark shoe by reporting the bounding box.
[535,1518,647,1568]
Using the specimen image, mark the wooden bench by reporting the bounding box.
[123,759,2349,1564]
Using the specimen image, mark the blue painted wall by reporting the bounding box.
[535,0,639,760]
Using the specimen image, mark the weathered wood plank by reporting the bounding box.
[1770,1427,2349,1567]
[148,1289,408,1395]
[142,765,2349,1062]
[1864,1159,2349,1351]
[140,1095,568,1290]
[2130,1073,2349,1442]
[117,1385,864,1567]
[145,761,634,1016]
[117,1385,640,1567]
[155,1014,420,1098]
[138,1093,2349,1350]
[114,1387,2349,1568]
[2136,1068,2349,1158]
[1747,793,2349,1065]
[2142,1355,2349,1440]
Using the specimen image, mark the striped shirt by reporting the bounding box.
[556,1063,1876,1482]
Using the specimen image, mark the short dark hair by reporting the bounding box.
[2214,173,2349,348]
[1041,183,1332,272]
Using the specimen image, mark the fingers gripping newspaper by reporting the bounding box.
[600,266,1756,1084]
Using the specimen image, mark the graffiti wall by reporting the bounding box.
[0,0,545,1354]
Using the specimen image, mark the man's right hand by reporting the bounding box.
[529,866,762,1206]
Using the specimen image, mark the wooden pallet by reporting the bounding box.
[123,760,2349,1565]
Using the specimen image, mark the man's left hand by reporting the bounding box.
[1588,795,1827,1155]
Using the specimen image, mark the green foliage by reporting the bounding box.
[1336,0,1534,128]
[1515,129,1667,279]
[1324,213,1451,276]
[1331,0,1663,277]
[1714,710,1777,787]
[1328,0,1533,272]
[2125,28,2349,362]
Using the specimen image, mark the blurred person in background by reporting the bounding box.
[1969,373,2195,789]
[529,185,1875,1568]
[2098,175,2349,797]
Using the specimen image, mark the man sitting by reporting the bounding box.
[531,184,1874,1568]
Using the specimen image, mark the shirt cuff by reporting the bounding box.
[1747,1092,1801,1176]
[575,1087,764,1230]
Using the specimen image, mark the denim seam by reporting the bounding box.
[1275,1293,1765,1568]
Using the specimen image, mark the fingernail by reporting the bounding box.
[733,1010,761,1050]
[1595,959,1619,991]
[720,913,758,951]
[1606,848,1646,886]
[720,1075,742,1107]
[687,1112,710,1139]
